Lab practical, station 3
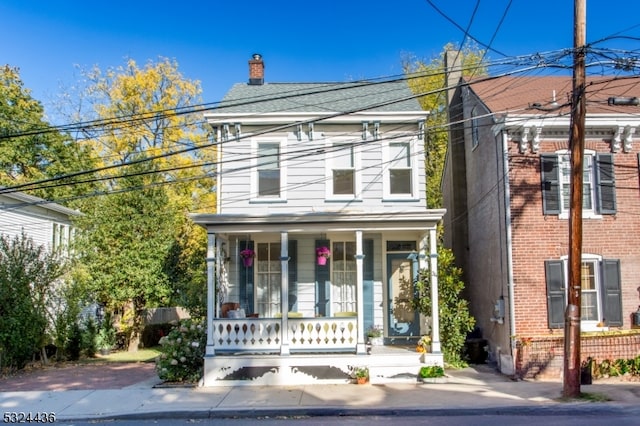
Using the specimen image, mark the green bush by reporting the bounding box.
[419,365,445,378]
[81,317,98,357]
[412,247,475,366]
[65,323,82,361]
[0,233,65,370]
[155,318,206,383]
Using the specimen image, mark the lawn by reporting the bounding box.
[87,347,161,363]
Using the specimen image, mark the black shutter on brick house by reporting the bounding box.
[595,153,617,214]
[601,259,622,327]
[545,260,566,329]
[541,155,561,215]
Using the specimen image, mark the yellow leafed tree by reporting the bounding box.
[86,57,216,212]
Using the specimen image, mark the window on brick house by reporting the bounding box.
[545,257,622,330]
[471,107,479,149]
[541,150,616,217]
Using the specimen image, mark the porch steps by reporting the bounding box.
[367,350,442,384]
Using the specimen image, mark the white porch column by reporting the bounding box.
[355,230,367,354]
[280,231,290,356]
[429,227,441,353]
[206,232,216,356]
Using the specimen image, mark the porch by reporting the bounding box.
[191,210,446,386]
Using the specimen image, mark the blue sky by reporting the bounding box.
[2,0,639,118]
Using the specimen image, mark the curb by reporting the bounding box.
[58,403,640,422]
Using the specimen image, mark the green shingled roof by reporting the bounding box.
[215,80,423,114]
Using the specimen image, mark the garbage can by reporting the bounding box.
[465,338,488,364]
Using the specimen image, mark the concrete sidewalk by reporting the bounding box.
[2,365,640,421]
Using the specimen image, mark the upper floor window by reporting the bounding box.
[541,151,616,217]
[333,144,355,195]
[382,141,417,199]
[252,139,286,201]
[471,107,479,149]
[326,141,361,199]
[545,256,622,331]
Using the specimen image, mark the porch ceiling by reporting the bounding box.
[190,209,446,234]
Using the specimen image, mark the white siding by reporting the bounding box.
[0,194,78,252]
[218,122,427,215]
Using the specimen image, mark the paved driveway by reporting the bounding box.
[0,362,158,391]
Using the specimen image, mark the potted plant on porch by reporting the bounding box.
[366,325,383,346]
[418,365,445,383]
[353,366,369,384]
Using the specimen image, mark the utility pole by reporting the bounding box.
[564,0,586,398]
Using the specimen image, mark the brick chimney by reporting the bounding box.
[248,53,264,85]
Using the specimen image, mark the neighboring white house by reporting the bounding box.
[0,190,80,254]
[191,55,446,386]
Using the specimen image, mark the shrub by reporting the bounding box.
[412,247,475,366]
[155,318,206,383]
[419,365,445,378]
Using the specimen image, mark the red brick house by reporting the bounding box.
[443,51,640,378]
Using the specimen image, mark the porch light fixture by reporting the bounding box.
[234,123,241,141]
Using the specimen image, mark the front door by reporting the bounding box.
[387,253,420,337]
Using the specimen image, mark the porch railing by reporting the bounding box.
[211,317,358,353]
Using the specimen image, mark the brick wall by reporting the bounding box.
[509,138,640,336]
[515,332,640,379]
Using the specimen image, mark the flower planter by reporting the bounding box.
[242,257,254,267]
[419,376,448,384]
[356,377,368,385]
[368,337,383,346]
[317,256,327,266]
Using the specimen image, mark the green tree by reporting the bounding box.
[0,233,67,370]
[0,65,98,205]
[73,58,215,348]
[403,44,487,208]
[413,246,475,366]
[76,167,179,351]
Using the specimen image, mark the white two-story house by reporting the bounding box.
[0,190,79,254]
[192,55,446,386]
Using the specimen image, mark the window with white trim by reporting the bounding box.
[545,256,622,330]
[541,150,616,217]
[331,241,356,314]
[257,143,280,197]
[383,140,417,199]
[326,141,361,198]
[256,242,281,317]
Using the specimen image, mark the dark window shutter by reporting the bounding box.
[601,259,622,326]
[541,154,561,214]
[545,260,566,329]
[288,240,298,311]
[595,153,616,214]
[363,239,374,332]
[239,240,254,315]
[315,239,330,317]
